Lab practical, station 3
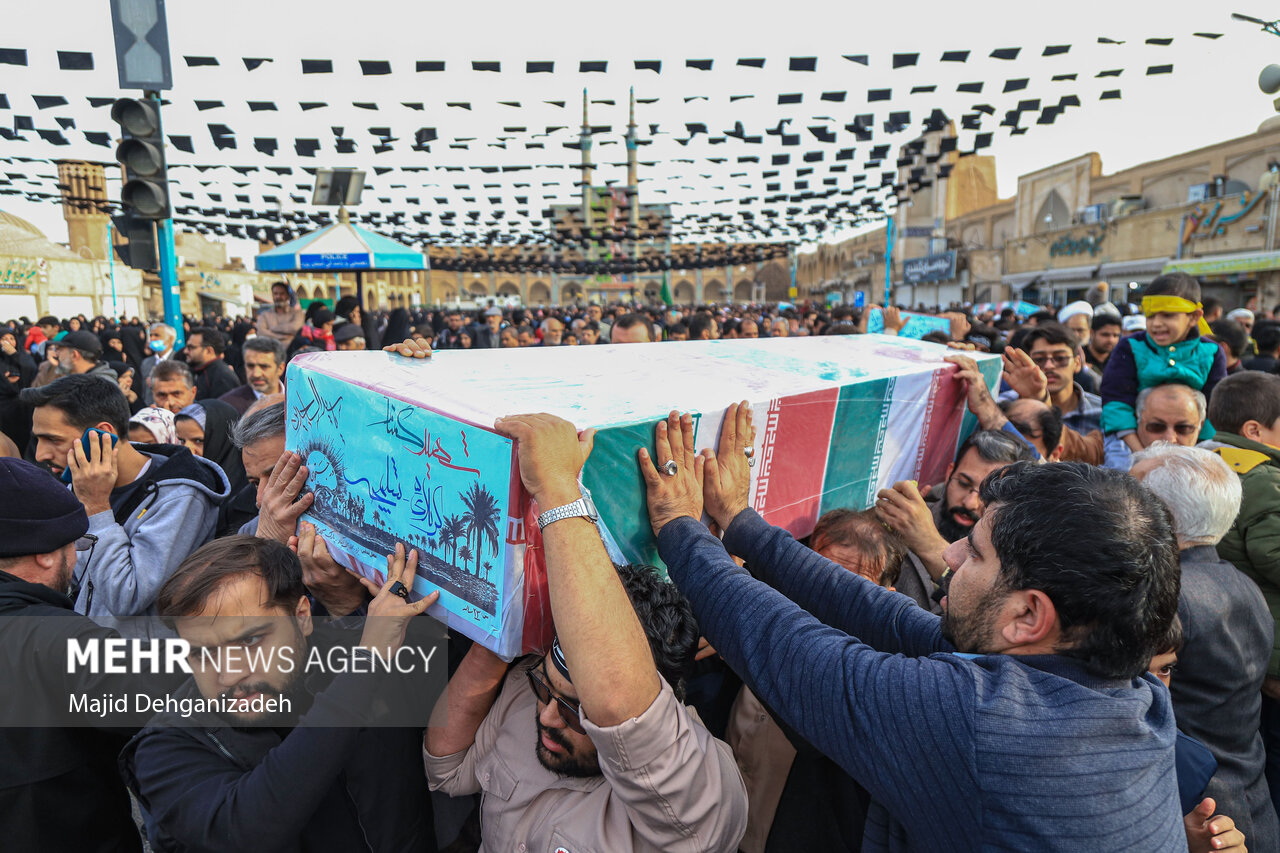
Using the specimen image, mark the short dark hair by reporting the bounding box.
[1144,272,1202,304]
[954,428,1037,467]
[1091,314,1122,332]
[687,313,716,339]
[1028,310,1057,325]
[810,508,906,587]
[920,330,951,345]
[1020,321,1079,351]
[616,564,698,701]
[1155,614,1184,657]
[334,295,361,320]
[1209,319,1248,360]
[19,373,130,435]
[667,321,689,337]
[1254,321,1280,356]
[980,462,1180,679]
[157,536,305,628]
[189,326,225,355]
[1202,296,1223,316]
[613,312,650,332]
[1207,370,1280,434]
[242,335,285,365]
[1000,401,1064,456]
[151,359,194,387]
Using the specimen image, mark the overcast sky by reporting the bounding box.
[3,0,1279,259]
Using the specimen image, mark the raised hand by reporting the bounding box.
[357,543,439,655]
[256,451,314,543]
[1001,347,1048,402]
[637,411,705,536]
[703,401,754,531]
[291,521,367,621]
[493,413,594,509]
[382,337,432,359]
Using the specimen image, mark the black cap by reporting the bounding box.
[0,459,88,557]
[60,330,103,357]
[333,323,365,343]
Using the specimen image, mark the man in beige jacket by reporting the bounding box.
[424,413,747,853]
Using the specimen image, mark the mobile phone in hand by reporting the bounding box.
[61,428,119,484]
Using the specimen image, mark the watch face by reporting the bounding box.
[581,493,599,521]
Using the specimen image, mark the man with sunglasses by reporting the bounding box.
[0,457,144,852]
[425,413,747,853]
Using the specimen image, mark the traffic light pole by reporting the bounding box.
[156,217,183,348]
[145,90,184,349]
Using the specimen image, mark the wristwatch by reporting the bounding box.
[537,492,600,530]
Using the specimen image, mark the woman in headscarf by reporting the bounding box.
[173,399,247,494]
[382,307,412,349]
[127,406,178,445]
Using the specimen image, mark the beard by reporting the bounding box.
[940,580,1006,654]
[936,504,980,543]
[534,720,601,778]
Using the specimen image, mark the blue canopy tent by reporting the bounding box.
[255,208,427,307]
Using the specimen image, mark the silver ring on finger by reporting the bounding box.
[662,460,679,476]
[743,446,755,459]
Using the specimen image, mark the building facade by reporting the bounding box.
[798,120,1280,312]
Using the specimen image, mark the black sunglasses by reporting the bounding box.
[526,663,585,734]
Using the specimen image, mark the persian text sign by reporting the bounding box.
[902,251,957,284]
[285,364,513,642]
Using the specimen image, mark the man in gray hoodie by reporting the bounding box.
[21,374,229,639]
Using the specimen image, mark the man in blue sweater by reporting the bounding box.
[638,405,1187,851]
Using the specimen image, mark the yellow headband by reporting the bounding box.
[1141,295,1212,336]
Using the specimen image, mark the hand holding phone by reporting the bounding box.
[64,428,120,517]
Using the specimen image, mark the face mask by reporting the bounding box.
[149,340,166,353]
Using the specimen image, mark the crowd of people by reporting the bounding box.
[3,271,1280,851]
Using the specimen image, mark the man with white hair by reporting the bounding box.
[1131,442,1279,850]
[1057,300,1093,349]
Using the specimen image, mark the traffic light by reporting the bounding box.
[111,97,168,270]
[111,97,169,220]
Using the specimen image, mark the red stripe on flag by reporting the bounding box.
[916,364,966,485]
[755,387,839,538]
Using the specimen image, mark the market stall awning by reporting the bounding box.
[255,209,426,273]
[1038,263,1099,283]
[1098,258,1170,279]
[1002,271,1041,290]
[1162,250,1280,277]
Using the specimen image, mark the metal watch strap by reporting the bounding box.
[538,498,588,529]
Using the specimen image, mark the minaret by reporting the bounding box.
[625,87,639,192]
[625,88,641,270]
[579,89,594,265]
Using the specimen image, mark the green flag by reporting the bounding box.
[660,269,673,306]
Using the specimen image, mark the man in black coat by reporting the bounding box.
[185,326,239,401]
[121,534,441,853]
[0,458,145,853]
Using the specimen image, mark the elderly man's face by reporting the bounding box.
[1064,314,1091,347]
[1137,387,1202,448]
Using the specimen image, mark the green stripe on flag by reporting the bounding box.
[820,377,894,513]
[581,421,668,574]
[660,270,673,307]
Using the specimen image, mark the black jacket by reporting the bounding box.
[192,358,239,401]
[0,571,143,853]
[121,627,436,853]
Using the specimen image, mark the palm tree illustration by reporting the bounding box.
[460,482,501,576]
[482,561,493,581]
[441,514,467,566]
[458,543,473,570]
